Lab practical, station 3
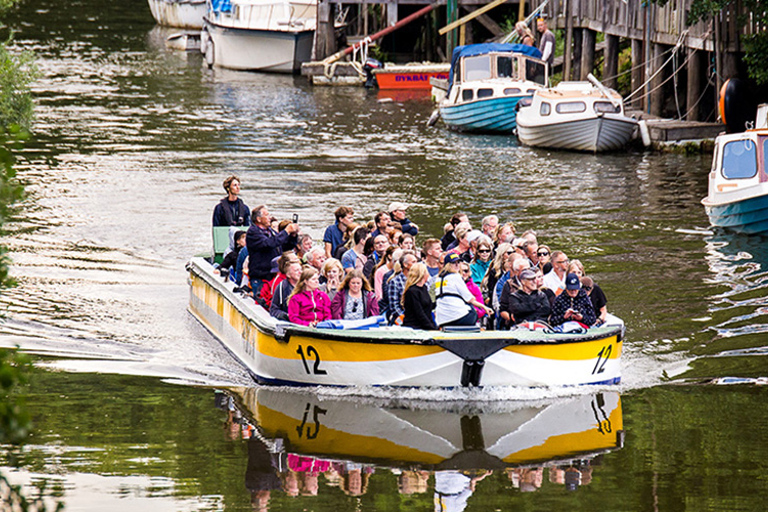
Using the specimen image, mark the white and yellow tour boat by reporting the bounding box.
[187,256,624,388]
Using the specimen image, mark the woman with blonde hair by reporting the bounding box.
[330,269,379,320]
[288,267,331,327]
[401,263,436,330]
[435,253,493,327]
[319,258,343,300]
[515,21,535,46]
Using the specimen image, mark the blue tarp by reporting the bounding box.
[210,0,232,13]
[448,43,543,92]
[316,315,388,330]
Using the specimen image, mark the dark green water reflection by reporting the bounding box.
[6,369,768,511]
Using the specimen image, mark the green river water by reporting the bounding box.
[1,0,768,510]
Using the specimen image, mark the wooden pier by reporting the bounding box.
[311,0,758,122]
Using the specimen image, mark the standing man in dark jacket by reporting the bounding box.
[213,175,251,227]
[389,202,419,236]
[246,205,299,296]
[509,268,551,325]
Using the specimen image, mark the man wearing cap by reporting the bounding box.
[389,202,419,236]
[537,15,556,67]
[508,268,551,326]
[213,175,251,227]
[550,273,596,326]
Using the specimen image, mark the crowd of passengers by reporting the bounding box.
[214,175,608,331]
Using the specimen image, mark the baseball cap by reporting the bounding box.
[388,202,408,212]
[565,273,581,290]
[443,252,460,265]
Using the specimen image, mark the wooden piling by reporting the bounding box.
[572,28,583,80]
[603,34,619,90]
[582,28,596,80]
[686,47,702,121]
[630,38,643,109]
[650,43,665,117]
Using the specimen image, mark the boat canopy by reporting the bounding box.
[448,43,542,90]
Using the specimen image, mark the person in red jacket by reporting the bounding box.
[288,268,331,327]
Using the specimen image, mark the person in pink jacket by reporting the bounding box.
[459,261,486,320]
[288,267,331,327]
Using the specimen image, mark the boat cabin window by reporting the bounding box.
[721,139,758,179]
[464,55,492,81]
[594,101,621,114]
[525,60,547,86]
[540,102,551,116]
[477,88,494,98]
[556,101,587,114]
[497,56,517,78]
[526,89,537,94]
[504,88,521,95]
[462,89,474,101]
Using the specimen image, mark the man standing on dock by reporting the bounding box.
[536,15,555,68]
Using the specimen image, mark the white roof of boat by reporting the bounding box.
[537,83,622,100]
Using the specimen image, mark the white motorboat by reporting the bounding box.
[701,103,768,235]
[201,0,316,74]
[148,0,206,29]
[516,75,638,152]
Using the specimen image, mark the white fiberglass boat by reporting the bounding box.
[516,75,637,152]
[201,0,316,73]
[148,0,206,29]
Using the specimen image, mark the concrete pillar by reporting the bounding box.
[572,28,583,81]
[650,43,665,117]
[631,38,644,110]
[686,48,702,121]
[604,34,620,90]
[582,28,596,80]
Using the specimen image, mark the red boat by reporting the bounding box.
[373,64,449,90]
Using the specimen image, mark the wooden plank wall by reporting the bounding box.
[531,0,754,52]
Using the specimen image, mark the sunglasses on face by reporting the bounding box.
[583,286,593,291]
[478,249,491,253]
[537,251,549,256]
[505,250,514,255]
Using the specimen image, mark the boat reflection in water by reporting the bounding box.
[215,388,624,508]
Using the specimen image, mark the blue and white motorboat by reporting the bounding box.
[701,104,768,235]
[434,43,548,133]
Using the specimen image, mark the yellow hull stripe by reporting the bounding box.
[255,404,446,465]
[502,400,624,463]
[504,335,622,361]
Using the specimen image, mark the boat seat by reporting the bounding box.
[212,226,247,264]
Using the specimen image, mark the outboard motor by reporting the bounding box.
[363,58,382,89]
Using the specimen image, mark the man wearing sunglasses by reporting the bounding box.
[543,251,569,296]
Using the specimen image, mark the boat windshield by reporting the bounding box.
[525,59,547,85]
[497,56,517,78]
[721,139,758,179]
[464,55,492,81]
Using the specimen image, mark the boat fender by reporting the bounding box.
[426,109,441,127]
[638,120,651,147]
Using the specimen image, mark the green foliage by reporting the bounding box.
[0,44,36,131]
[0,349,31,445]
[742,28,768,85]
